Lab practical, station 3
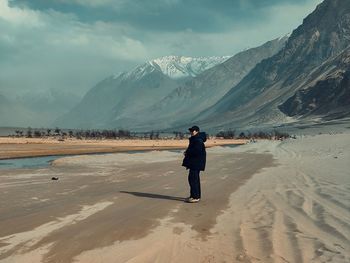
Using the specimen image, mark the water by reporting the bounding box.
[0,150,181,170]
[0,145,238,170]
[0,155,64,169]
[221,144,241,148]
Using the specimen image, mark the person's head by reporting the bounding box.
[188,125,200,136]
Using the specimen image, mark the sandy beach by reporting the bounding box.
[0,137,246,160]
[0,133,349,262]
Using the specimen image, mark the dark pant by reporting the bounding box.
[188,169,201,199]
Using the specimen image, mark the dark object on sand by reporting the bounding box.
[51,176,59,180]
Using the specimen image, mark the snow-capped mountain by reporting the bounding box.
[116,55,230,82]
[54,61,180,129]
[54,40,285,130]
[110,36,288,130]
[54,55,230,129]
[149,55,230,79]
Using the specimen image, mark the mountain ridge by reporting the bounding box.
[191,0,350,131]
[54,40,286,129]
[109,36,288,130]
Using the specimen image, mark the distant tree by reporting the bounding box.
[118,129,131,138]
[173,131,184,139]
[238,132,246,139]
[155,131,160,140]
[102,130,108,139]
[216,131,224,138]
[75,130,83,140]
[46,129,51,136]
[111,130,117,139]
[173,132,177,139]
[54,127,61,135]
[33,130,42,138]
[15,130,20,137]
[26,127,32,138]
[273,130,290,140]
[216,129,236,139]
[179,132,185,139]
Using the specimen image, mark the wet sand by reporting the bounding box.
[0,137,246,160]
[0,133,349,262]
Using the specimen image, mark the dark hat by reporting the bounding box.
[188,125,200,132]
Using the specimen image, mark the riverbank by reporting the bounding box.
[0,137,247,160]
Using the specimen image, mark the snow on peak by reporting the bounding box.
[112,72,124,79]
[114,55,231,81]
[278,32,291,41]
[149,55,230,79]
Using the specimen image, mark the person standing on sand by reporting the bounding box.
[182,125,207,203]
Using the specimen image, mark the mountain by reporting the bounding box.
[55,0,348,132]
[54,67,178,129]
[54,55,229,129]
[17,89,80,114]
[0,94,8,105]
[150,55,230,79]
[0,94,35,127]
[110,36,288,130]
[279,47,350,119]
[193,0,350,131]
[0,90,80,128]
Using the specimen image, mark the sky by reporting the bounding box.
[0,0,322,97]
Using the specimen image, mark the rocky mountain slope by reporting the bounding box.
[54,55,228,129]
[193,0,350,131]
[279,47,350,119]
[56,38,286,130]
[111,37,288,130]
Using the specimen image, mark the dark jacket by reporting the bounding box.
[182,132,207,171]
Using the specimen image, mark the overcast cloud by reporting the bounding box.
[0,0,322,97]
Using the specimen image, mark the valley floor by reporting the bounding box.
[0,137,246,160]
[0,133,349,262]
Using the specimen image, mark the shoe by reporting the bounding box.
[187,198,200,203]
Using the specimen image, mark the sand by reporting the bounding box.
[0,133,349,262]
[0,137,246,160]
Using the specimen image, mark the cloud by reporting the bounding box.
[0,0,149,96]
[56,0,125,8]
[132,0,323,57]
[0,0,323,98]
[0,0,43,26]
[67,0,117,6]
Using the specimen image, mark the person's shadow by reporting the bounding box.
[120,191,186,202]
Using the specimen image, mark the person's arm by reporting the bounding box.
[185,140,202,157]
